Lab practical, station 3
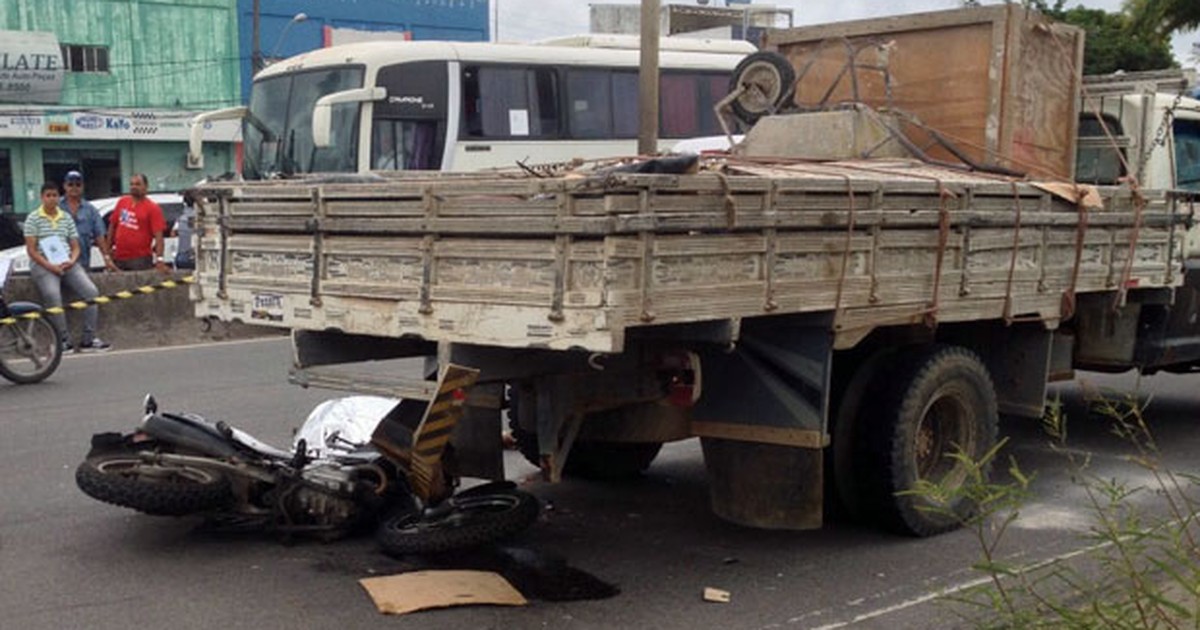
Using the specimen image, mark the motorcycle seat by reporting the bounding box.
[4,301,43,316]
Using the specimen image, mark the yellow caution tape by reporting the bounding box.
[1,275,195,326]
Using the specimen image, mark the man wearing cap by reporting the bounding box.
[60,170,117,272]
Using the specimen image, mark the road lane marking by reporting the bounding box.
[803,541,1109,630]
[798,504,1200,630]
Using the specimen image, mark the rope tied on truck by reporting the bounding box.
[0,275,195,326]
[832,175,858,329]
[1003,182,1025,325]
[926,183,955,329]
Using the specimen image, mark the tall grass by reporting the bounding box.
[909,386,1200,628]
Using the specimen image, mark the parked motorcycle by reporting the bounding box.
[75,389,540,555]
[0,289,63,385]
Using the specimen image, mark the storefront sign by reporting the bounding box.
[46,113,71,134]
[0,108,240,142]
[0,31,64,104]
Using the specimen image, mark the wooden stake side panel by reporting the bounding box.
[194,168,1184,353]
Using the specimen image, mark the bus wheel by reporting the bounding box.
[858,345,998,537]
[728,52,796,126]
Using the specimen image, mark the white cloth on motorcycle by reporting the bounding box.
[295,395,400,458]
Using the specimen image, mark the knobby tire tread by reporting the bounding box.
[75,454,233,516]
[857,345,998,537]
[376,488,540,555]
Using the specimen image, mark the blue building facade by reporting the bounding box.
[239,0,489,99]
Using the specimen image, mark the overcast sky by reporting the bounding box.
[493,0,1198,70]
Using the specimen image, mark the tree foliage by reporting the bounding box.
[1023,0,1176,74]
[1125,0,1200,37]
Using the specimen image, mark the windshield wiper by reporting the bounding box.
[245,109,275,142]
[280,128,297,177]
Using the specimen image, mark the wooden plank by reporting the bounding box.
[690,421,828,449]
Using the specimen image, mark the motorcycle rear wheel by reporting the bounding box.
[0,317,62,384]
[76,453,233,516]
[376,486,540,555]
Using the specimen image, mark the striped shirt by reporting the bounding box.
[23,206,79,243]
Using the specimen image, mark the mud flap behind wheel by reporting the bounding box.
[370,364,480,503]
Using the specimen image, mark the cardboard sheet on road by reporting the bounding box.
[360,570,527,615]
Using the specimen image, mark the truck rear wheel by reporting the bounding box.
[507,395,662,479]
[853,345,998,537]
[510,423,662,479]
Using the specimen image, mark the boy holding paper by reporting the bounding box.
[24,182,109,352]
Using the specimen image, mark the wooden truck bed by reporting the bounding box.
[193,159,1185,353]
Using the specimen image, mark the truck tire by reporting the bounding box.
[728,51,796,126]
[510,423,662,479]
[507,395,662,479]
[829,349,896,521]
[854,345,998,537]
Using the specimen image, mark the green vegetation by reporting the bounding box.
[1024,1,1177,74]
[1127,0,1200,37]
[911,387,1200,628]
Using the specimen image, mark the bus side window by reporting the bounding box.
[661,73,699,138]
[372,120,442,171]
[462,67,483,137]
[699,74,730,135]
[462,65,560,138]
[567,69,613,139]
[532,68,560,136]
[655,71,734,139]
[613,72,639,138]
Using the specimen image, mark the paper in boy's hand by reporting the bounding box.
[40,235,69,265]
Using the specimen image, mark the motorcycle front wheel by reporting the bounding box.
[76,453,233,516]
[376,485,540,555]
[0,317,62,384]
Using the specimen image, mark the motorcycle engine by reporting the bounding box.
[289,464,363,525]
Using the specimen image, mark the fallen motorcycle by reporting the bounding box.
[75,365,539,554]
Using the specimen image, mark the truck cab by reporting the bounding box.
[1072,71,1200,373]
[1076,71,1200,192]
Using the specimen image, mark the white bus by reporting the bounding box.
[189,35,754,177]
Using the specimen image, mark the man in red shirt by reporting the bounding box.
[109,173,168,273]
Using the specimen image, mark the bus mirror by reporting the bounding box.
[313,87,387,149]
[188,106,247,170]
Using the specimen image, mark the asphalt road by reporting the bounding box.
[2,338,1197,629]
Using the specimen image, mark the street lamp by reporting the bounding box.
[269,13,308,61]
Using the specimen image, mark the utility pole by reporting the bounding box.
[493,0,499,42]
[638,0,660,156]
[252,0,263,73]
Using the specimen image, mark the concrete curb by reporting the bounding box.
[4,269,283,351]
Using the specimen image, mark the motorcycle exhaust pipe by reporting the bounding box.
[146,452,277,483]
[353,463,390,495]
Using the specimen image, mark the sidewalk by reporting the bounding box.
[4,269,284,351]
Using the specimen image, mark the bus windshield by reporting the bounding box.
[244,67,365,178]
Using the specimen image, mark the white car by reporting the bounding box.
[0,193,185,274]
